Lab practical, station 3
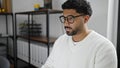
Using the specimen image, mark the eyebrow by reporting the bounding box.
[62,15,78,17]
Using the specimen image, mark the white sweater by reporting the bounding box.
[41,31,117,68]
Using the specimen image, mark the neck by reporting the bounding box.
[72,29,91,42]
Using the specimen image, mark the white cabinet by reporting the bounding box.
[17,39,48,67]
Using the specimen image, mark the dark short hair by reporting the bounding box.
[62,0,92,16]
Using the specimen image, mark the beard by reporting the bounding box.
[65,26,78,36]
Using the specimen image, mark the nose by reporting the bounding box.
[64,19,70,26]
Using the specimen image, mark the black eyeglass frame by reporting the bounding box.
[59,15,84,24]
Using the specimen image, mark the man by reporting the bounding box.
[41,0,117,68]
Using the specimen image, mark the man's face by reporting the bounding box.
[63,9,86,36]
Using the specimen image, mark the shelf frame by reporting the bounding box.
[0,12,14,67]
[14,9,62,68]
[0,12,14,55]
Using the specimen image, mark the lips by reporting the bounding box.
[65,28,71,31]
[64,26,72,31]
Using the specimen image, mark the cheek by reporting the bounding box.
[73,20,84,29]
[75,19,84,26]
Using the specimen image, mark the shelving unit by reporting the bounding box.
[18,36,57,44]
[15,9,62,68]
[0,12,14,66]
[0,12,14,55]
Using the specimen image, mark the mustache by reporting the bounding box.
[64,26,72,29]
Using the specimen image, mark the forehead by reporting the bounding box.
[63,9,79,16]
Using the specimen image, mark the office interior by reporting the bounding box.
[0,0,119,68]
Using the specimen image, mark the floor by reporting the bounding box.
[9,58,36,68]
[17,60,36,68]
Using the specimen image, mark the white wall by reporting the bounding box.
[12,0,44,12]
[107,0,119,47]
[52,0,66,10]
[88,0,108,37]
[0,16,7,34]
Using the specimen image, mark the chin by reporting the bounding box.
[66,32,74,36]
[66,32,77,36]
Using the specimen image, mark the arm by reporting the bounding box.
[41,36,62,68]
[95,43,117,68]
[41,44,56,68]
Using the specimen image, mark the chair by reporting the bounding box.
[0,56,10,68]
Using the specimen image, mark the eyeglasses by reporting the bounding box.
[59,15,84,24]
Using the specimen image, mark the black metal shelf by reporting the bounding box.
[17,35,57,44]
[0,12,14,67]
[0,12,13,15]
[15,9,63,14]
[0,12,14,53]
[0,34,13,38]
[14,9,62,68]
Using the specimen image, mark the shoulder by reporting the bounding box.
[90,31,116,52]
[52,34,71,48]
[92,32,117,68]
[91,31,116,54]
[55,34,70,42]
[91,31,113,45]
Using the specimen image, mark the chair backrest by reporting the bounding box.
[0,56,10,68]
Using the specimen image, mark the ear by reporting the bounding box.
[84,15,90,23]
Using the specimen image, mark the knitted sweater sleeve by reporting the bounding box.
[94,42,117,68]
[41,35,63,68]
[41,42,57,68]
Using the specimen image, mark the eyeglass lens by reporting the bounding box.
[60,15,75,24]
